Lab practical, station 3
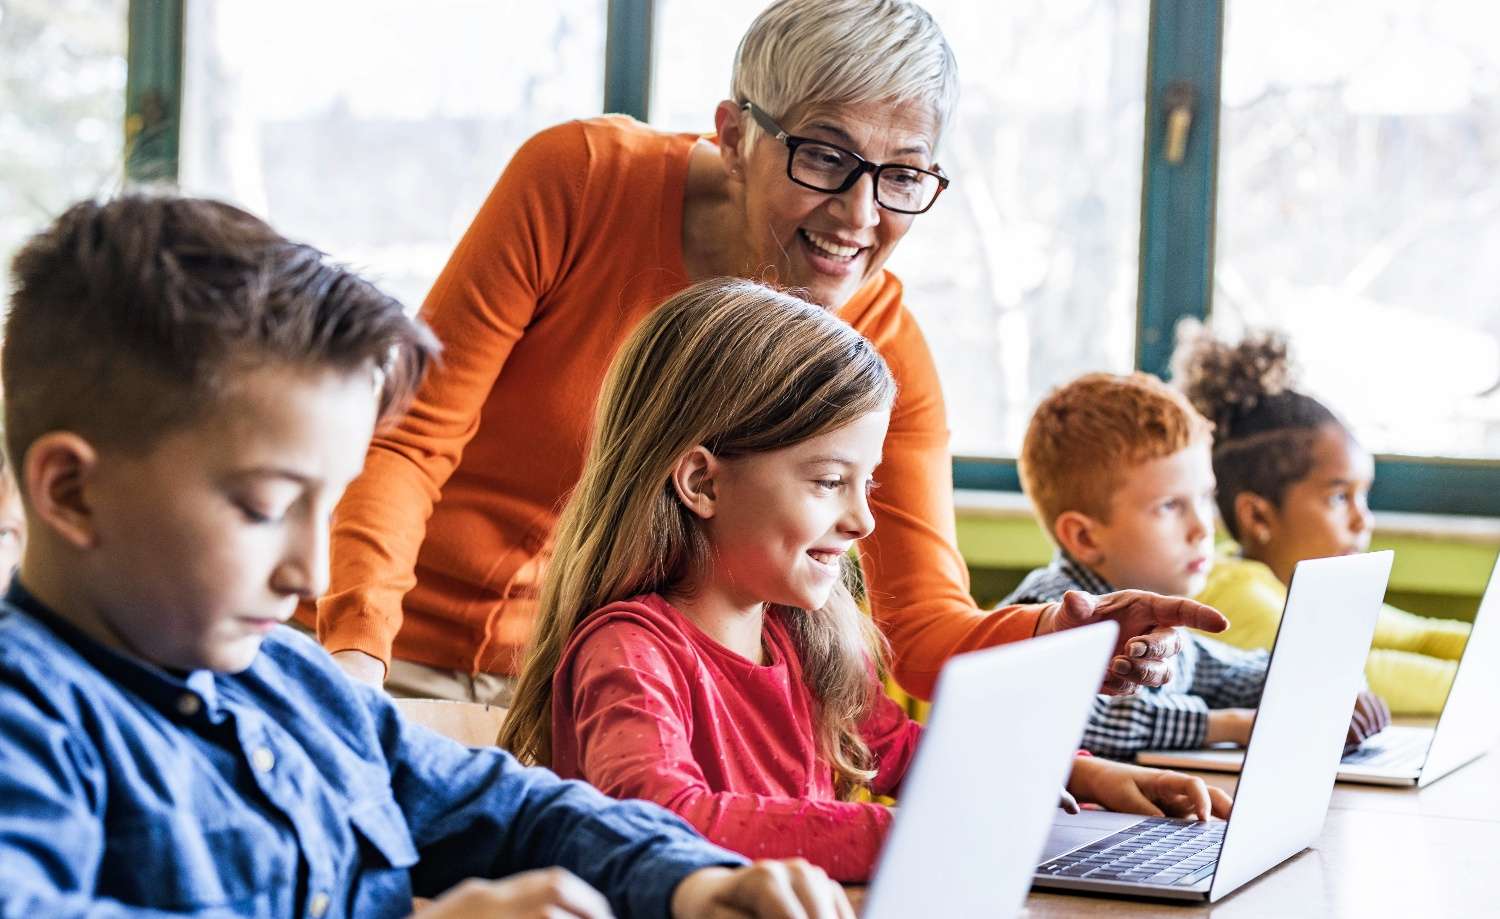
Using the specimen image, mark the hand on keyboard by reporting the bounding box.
[1069,756,1233,821]
[1344,690,1392,755]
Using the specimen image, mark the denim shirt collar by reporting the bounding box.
[4,579,222,718]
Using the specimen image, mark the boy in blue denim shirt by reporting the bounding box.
[0,195,850,919]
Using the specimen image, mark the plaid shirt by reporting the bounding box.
[1004,553,1270,759]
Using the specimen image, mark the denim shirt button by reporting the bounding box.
[175,694,201,717]
[309,891,330,917]
[251,747,276,773]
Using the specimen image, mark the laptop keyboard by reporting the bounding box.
[1037,817,1225,887]
[1342,730,1430,768]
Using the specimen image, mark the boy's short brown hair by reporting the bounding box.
[1019,372,1213,535]
[3,194,439,468]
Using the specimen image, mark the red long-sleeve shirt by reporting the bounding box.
[550,594,923,883]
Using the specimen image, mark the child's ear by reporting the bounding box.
[1053,510,1105,566]
[670,446,721,520]
[23,432,100,549]
[1233,491,1278,549]
[713,100,748,182]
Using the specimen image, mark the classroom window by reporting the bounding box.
[652,0,1148,457]
[1214,0,1500,460]
[0,0,127,300]
[177,0,606,312]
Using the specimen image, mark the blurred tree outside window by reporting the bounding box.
[1215,0,1500,459]
[0,0,126,301]
[178,0,606,313]
[9,0,1497,470]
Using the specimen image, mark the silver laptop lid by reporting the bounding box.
[1420,552,1500,786]
[1209,550,1393,901]
[864,621,1118,919]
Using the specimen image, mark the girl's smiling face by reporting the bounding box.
[687,410,889,617]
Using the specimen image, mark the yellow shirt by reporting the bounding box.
[1195,556,1471,715]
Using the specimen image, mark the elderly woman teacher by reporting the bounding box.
[301,0,1226,704]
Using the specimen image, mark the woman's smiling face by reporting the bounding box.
[726,99,940,309]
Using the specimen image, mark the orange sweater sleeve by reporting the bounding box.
[313,123,590,665]
[852,285,1043,700]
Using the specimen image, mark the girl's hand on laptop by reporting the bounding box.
[1036,590,1231,695]
[1067,757,1233,822]
[672,862,855,919]
[1343,690,1392,754]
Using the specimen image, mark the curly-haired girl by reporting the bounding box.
[1173,321,1470,714]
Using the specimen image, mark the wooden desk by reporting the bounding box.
[847,728,1499,916]
[1019,751,1500,917]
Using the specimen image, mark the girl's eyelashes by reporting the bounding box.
[812,474,879,493]
[816,476,882,491]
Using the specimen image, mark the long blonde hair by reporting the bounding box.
[501,278,896,797]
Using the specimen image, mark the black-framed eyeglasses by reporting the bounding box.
[741,101,950,215]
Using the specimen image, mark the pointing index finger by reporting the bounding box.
[1131,594,1229,633]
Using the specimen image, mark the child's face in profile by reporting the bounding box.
[1087,441,1218,597]
[1256,425,1374,583]
[72,364,377,673]
[702,409,889,613]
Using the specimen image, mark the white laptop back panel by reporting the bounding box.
[863,621,1118,919]
[1419,553,1500,787]
[1137,552,1500,787]
[1207,550,1393,900]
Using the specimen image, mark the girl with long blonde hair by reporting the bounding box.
[502,279,1233,883]
[501,278,915,882]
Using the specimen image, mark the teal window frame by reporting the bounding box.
[124,0,1500,516]
[124,0,183,183]
[952,0,1500,518]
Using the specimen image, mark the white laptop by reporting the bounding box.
[1138,552,1500,787]
[1032,551,1392,902]
[863,621,1117,919]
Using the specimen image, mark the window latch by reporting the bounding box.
[1163,82,1197,165]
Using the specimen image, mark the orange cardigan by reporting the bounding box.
[299,116,1042,697]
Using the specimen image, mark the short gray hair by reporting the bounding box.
[730,0,958,151]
